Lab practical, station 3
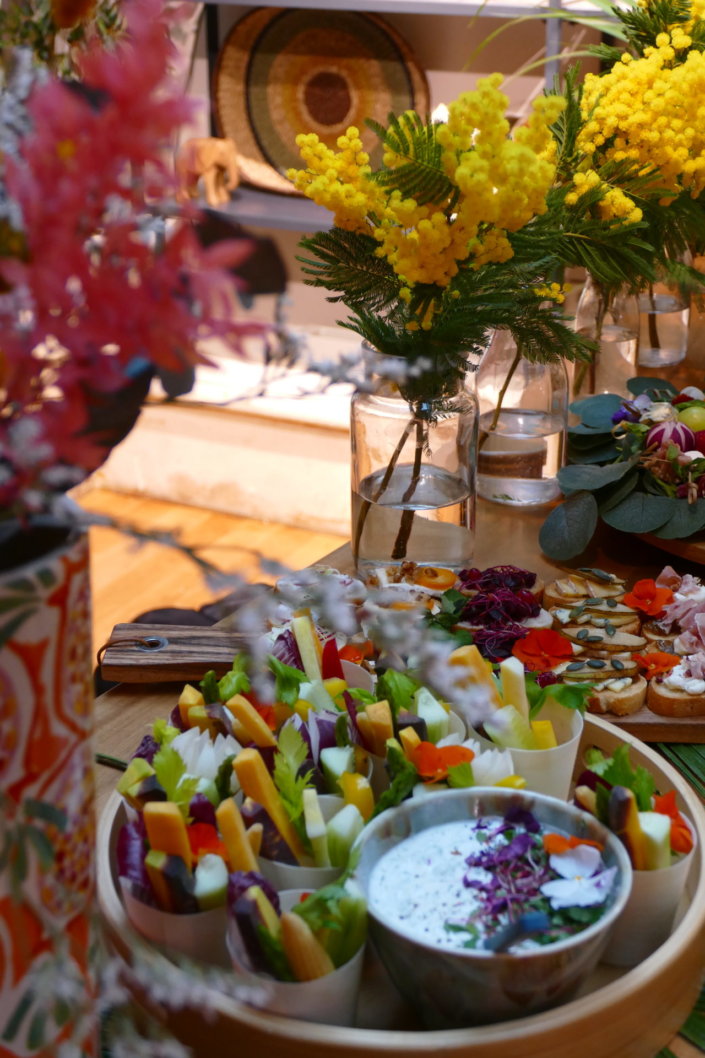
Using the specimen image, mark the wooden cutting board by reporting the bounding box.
[99,624,249,683]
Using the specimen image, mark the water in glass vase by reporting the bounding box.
[352,464,474,577]
[575,324,638,396]
[477,409,564,506]
[638,292,689,367]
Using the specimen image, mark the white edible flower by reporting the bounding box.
[540,845,617,909]
[171,727,242,783]
[470,746,515,785]
[642,401,678,423]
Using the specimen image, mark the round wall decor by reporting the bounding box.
[214,7,429,195]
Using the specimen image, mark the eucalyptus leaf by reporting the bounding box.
[568,393,623,430]
[568,442,620,464]
[558,459,636,493]
[627,377,678,398]
[568,422,613,439]
[600,492,676,533]
[597,469,640,512]
[539,491,599,560]
[651,498,705,539]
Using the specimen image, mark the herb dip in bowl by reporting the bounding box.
[351,787,632,1028]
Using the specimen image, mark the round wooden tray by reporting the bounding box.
[97,715,705,1058]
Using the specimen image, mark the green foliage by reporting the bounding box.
[218,654,251,701]
[268,655,306,707]
[273,724,312,834]
[151,746,199,817]
[368,111,455,207]
[540,377,705,559]
[584,744,656,813]
[539,491,599,560]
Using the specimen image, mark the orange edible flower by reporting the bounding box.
[339,641,374,664]
[632,651,680,679]
[543,833,604,856]
[511,628,574,672]
[409,742,475,783]
[622,578,674,617]
[653,790,694,855]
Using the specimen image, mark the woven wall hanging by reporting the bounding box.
[214,7,429,195]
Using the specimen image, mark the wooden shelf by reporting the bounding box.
[210,0,610,19]
[218,187,333,232]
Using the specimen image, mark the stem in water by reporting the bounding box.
[391,413,425,560]
[351,414,415,565]
[647,281,661,351]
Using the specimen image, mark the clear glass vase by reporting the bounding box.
[637,256,691,368]
[350,358,478,578]
[476,330,568,506]
[573,276,640,398]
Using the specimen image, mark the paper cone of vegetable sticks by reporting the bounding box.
[120,879,230,966]
[509,701,584,801]
[368,708,466,798]
[258,795,346,890]
[227,888,365,1025]
[602,816,696,968]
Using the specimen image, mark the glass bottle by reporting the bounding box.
[573,275,640,397]
[637,254,691,368]
[350,356,478,578]
[476,329,568,507]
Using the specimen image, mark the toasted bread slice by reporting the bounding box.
[549,606,640,636]
[557,657,639,683]
[559,626,647,654]
[647,679,705,717]
[587,674,647,717]
[543,570,625,610]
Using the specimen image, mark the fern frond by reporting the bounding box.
[296,228,401,311]
[369,111,456,207]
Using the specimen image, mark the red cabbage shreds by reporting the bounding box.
[472,623,528,662]
[130,733,160,764]
[536,671,563,688]
[116,820,157,907]
[309,711,340,755]
[189,792,217,827]
[461,588,539,626]
[502,804,541,833]
[343,690,364,744]
[204,704,234,737]
[458,565,537,593]
[227,870,281,915]
[271,629,304,671]
[240,800,299,864]
[168,705,187,732]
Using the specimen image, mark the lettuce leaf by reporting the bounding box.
[585,744,656,812]
[151,745,200,819]
[376,669,420,718]
[273,724,313,846]
[268,655,306,707]
[219,653,251,701]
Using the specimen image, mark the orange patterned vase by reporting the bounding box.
[0,527,97,1056]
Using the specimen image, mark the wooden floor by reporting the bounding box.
[81,488,346,654]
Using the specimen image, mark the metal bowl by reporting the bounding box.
[351,786,632,1029]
